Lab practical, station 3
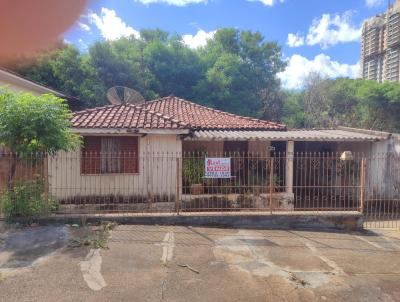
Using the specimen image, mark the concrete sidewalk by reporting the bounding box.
[1,224,400,301]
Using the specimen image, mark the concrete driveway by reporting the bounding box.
[1,224,400,302]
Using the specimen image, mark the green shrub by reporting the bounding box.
[183,156,204,185]
[0,179,58,220]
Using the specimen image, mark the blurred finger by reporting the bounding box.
[0,0,87,61]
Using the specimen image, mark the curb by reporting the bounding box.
[30,212,364,231]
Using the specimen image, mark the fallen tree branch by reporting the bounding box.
[177,263,199,274]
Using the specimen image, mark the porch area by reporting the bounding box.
[180,128,393,213]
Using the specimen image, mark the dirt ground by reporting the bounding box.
[0,223,400,302]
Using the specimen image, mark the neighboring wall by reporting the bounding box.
[0,69,82,110]
[0,69,64,96]
[0,79,42,95]
[0,154,45,194]
[367,137,400,199]
[48,134,181,200]
[393,134,400,153]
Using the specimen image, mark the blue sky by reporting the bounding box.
[64,0,390,89]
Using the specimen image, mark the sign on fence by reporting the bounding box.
[204,157,231,178]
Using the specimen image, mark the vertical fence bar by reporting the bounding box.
[43,153,49,215]
[176,156,181,215]
[269,156,274,214]
[359,157,366,213]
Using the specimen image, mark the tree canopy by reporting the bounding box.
[282,76,400,132]
[0,89,80,154]
[13,28,285,118]
[7,28,400,132]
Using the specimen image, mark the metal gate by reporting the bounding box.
[292,152,400,228]
[363,153,400,229]
[293,153,363,211]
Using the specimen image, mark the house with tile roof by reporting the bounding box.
[48,96,398,213]
[0,67,83,110]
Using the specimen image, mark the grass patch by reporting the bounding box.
[68,221,117,249]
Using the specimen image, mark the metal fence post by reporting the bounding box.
[359,157,366,213]
[269,157,274,214]
[176,156,181,215]
[43,152,49,215]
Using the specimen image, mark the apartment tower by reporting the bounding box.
[361,0,400,82]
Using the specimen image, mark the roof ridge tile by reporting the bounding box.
[154,96,284,128]
[139,105,189,128]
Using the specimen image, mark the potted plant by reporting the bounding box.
[183,154,205,195]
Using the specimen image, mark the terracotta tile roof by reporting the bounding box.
[71,104,188,129]
[144,96,285,130]
[71,96,286,131]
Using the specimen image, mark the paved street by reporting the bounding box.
[1,224,400,301]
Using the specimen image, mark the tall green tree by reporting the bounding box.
[356,81,400,131]
[85,30,204,102]
[282,77,400,132]
[12,28,285,118]
[17,45,104,107]
[144,34,203,100]
[282,91,305,128]
[196,29,286,117]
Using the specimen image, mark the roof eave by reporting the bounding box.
[186,129,386,142]
[192,127,287,131]
[0,68,67,97]
[72,127,190,135]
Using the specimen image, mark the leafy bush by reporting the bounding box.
[0,89,81,155]
[0,179,58,220]
[183,156,204,185]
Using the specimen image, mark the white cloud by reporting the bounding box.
[247,0,284,6]
[88,8,140,40]
[182,30,216,48]
[77,21,91,32]
[306,11,361,48]
[287,33,304,47]
[365,0,384,8]
[279,54,360,89]
[134,0,207,6]
[86,9,215,48]
[287,11,361,49]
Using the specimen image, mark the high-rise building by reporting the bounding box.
[361,0,400,82]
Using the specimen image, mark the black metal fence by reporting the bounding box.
[0,151,399,228]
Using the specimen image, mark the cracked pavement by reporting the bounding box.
[1,224,400,301]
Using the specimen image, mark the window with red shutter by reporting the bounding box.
[81,136,139,174]
[81,137,101,174]
[120,137,139,173]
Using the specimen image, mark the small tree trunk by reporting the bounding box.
[7,153,17,190]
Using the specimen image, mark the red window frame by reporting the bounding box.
[81,136,139,174]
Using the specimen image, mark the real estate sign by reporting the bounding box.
[204,157,231,178]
